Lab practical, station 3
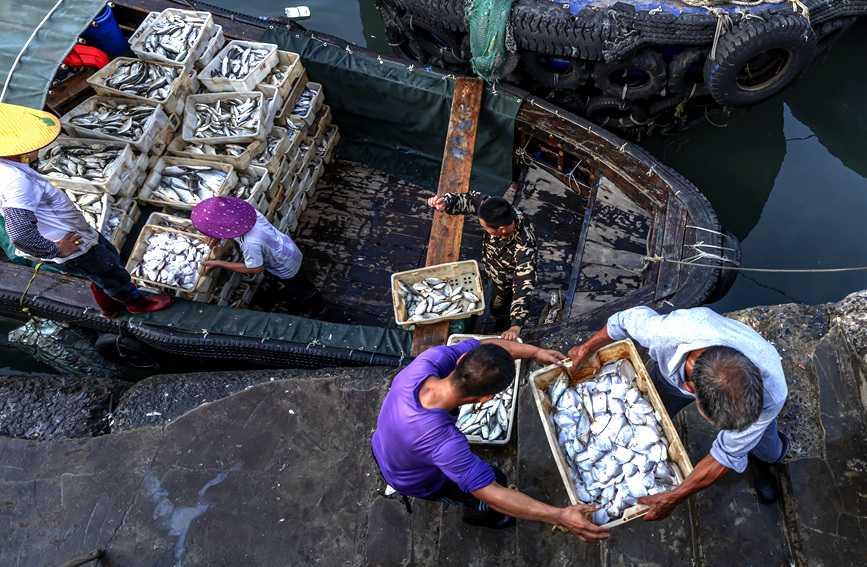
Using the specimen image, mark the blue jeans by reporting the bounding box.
[59,234,135,301]
[649,365,785,464]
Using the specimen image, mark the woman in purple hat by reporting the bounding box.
[191,196,327,319]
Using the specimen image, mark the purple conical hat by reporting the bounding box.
[191,196,257,239]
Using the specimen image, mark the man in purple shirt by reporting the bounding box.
[372,338,610,541]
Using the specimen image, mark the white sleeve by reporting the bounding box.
[0,169,40,212]
[239,238,264,270]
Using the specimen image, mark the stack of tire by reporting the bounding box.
[377,0,867,135]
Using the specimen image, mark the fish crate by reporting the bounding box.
[129,9,218,73]
[87,58,194,117]
[194,26,225,71]
[292,137,316,177]
[316,125,340,164]
[264,186,285,224]
[182,91,268,145]
[288,82,324,128]
[228,165,271,214]
[125,224,222,296]
[277,207,299,235]
[148,112,182,158]
[449,334,522,445]
[249,127,288,174]
[274,70,308,125]
[255,50,302,100]
[528,339,694,529]
[307,158,324,189]
[101,199,141,249]
[37,137,136,196]
[113,151,152,199]
[144,211,199,234]
[138,156,237,211]
[62,187,114,232]
[305,104,332,143]
[166,135,265,170]
[391,260,485,327]
[198,40,279,93]
[60,96,175,155]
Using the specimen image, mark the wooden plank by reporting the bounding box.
[412,77,483,356]
[581,241,646,271]
[655,194,687,301]
[576,263,642,292]
[564,171,598,319]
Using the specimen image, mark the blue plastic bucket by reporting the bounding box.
[82,5,128,56]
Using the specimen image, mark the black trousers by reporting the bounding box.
[428,466,507,510]
[258,265,325,314]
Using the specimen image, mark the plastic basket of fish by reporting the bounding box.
[101,199,140,249]
[144,211,198,234]
[199,40,279,93]
[305,104,332,143]
[249,128,287,174]
[528,339,694,529]
[129,9,217,72]
[36,137,136,196]
[138,156,237,210]
[148,112,182,158]
[316,125,340,165]
[274,70,308,125]
[182,91,268,145]
[194,26,225,71]
[126,224,220,295]
[113,151,152,199]
[391,260,484,327]
[450,334,522,445]
[87,58,195,116]
[255,50,302,100]
[274,123,304,156]
[288,83,324,128]
[277,207,299,236]
[166,136,264,170]
[60,97,175,155]
[62,188,113,232]
[293,137,316,176]
[228,165,270,214]
[264,185,285,224]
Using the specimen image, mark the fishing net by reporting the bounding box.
[8,317,125,379]
[465,0,519,83]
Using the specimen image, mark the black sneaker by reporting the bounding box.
[750,432,789,504]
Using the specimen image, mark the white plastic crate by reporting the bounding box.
[60,96,175,154]
[37,137,136,196]
[274,70,308,125]
[198,40,279,93]
[228,165,271,214]
[255,50,302,100]
[166,135,264,170]
[182,91,268,144]
[87,58,194,116]
[138,156,237,210]
[391,260,485,327]
[129,9,217,72]
[288,82,324,127]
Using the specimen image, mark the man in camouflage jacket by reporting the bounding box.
[428,191,537,341]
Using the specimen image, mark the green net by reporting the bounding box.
[465,0,519,83]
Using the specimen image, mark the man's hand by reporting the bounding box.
[637,490,683,521]
[200,260,220,275]
[427,195,445,211]
[500,325,521,341]
[54,232,82,258]
[203,236,220,248]
[557,504,610,541]
[535,348,567,366]
[567,343,594,377]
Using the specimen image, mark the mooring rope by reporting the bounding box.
[641,255,867,273]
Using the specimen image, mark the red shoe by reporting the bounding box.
[90,282,121,319]
[121,292,175,315]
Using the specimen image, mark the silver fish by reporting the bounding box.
[262,64,290,86]
[154,164,227,204]
[103,59,179,101]
[457,387,513,441]
[37,143,125,182]
[210,44,271,80]
[141,12,208,62]
[192,97,261,139]
[291,85,318,117]
[131,231,209,289]
[70,101,157,141]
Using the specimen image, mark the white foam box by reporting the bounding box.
[182,91,268,145]
[198,40,279,93]
[528,339,694,529]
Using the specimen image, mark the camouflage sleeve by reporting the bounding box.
[442,191,487,216]
[509,239,537,328]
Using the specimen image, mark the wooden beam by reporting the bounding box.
[411,77,483,356]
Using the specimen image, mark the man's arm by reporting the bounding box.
[479,337,565,365]
[3,207,62,258]
[200,259,263,275]
[637,453,730,521]
[567,325,616,378]
[427,192,486,215]
[472,482,609,541]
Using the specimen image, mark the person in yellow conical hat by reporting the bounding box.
[0,102,173,318]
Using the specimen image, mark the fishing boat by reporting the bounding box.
[0,0,738,373]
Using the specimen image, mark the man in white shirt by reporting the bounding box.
[0,102,173,317]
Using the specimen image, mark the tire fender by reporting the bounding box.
[400,14,467,66]
[592,49,667,100]
[585,96,649,130]
[520,51,590,90]
[667,48,710,98]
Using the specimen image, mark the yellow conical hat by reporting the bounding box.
[0,102,61,157]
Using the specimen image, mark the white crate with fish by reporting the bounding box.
[288,82,324,128]
[62,188,114,232]
[289,189,308,217]
[275,122,304,157]
[305,104,332,143]
[194,26,225,71]
[114,150,153,199]
[138,156,237,211]
[129,9,217,72]
[101,198,141,250]
[293,137,316,176]
[264,185,286,224]
[391,260,485,327]
[277,206,299,236]
[249,127,288,174]
[450,334,523,445]
[166,135,264,170]
[228,165,270,214]
[255,50,302,100]
[87,57,195,116]
[316,124,340,165]
[274,70,308,125]
[529,339,694,528]
[182,91,268,145]
[145,112,181,159]
[126,224,222,296]
[199,40,279,93]
[36,137,136,196]
[143,211,198,234]
[307,157,324,190]
[60,96,175,155]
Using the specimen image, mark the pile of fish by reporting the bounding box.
[316,129,337,160]
[102,60,180,101]
[151,164,228,204]
[291,86,317,118]
[210,44,271,80]
[131,231,210,289]
[140,12,208,62]
[298,138,314,156]
[251,133,282,167]
[70,101,156,141]
[262,64,291,87]
[396,278,479,322]
[63,191,104,229]
[192,97,261,139]
[101,208,123,240]
[456,386,514,441]
[180,141,248,157]
[548,359,681,525]
[37,143,126,183]
[229,170,263,200]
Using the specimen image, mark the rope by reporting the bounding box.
[0,0,66,102]
[18,261,45,317]
[642,255,867,273]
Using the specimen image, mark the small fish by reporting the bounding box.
[102,59,179,101]
[210,43,272,80]
[140,12,209,62]
[70,101,158,142]
[192,96,261,139]
[132,231,210,289]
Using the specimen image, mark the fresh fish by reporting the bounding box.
[70,101,158,141]
[228,169,264,200]
[192,96,261,139]
[210,44,272,80]
[37,143,126,183]
[262,64,290,86]
[102,59,179,101]
[141,12,209,62]
[100,208,123,239]
[251,133,282,166]
[396,278,480,322]
[457,386,513,442]
[131,231,210,289]
[180,141,248,157]
[153,164,228,205]
[291,85,318,117]
[63,190,104,229]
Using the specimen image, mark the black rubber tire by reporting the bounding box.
[647,96,688,134]
[401,14,467,67]
[395,0,466,32]
[815,16,860,53]
[667,47,710,98]
[95,333,160,370]
[586,96,649,130]
[703,229,741,304]
[520,51,590,90]
[704,14,817,107]
[592,50,667,100]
